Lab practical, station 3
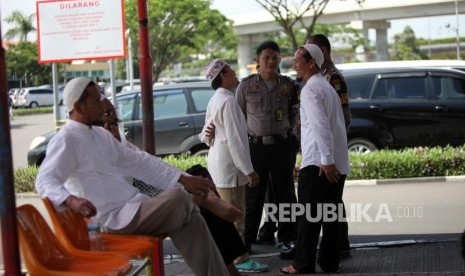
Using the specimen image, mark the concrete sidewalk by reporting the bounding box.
[163,238,465,275]
[2,177,465,275]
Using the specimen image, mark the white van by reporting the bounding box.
[18,87,54,108]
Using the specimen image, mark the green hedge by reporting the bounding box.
[13,106,53,116]
[14,166,38,193]
[348,146,465,180]
[13,145,465,193]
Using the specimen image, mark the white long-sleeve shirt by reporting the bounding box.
[199,87,254,188]
[300,74,350,174]
[36,119,183,230]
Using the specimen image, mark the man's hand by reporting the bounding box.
[247,171,260,188]
[105,122,121,141]
[64,195,97,218]
[178,175,214,199]
[319,164,341,184]
[204,122,216,144]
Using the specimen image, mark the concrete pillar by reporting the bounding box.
[238,35,254,77]
[350,20,369,62]
[375,27,389,61]
[350,20,390,62]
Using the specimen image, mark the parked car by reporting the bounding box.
[28,81,214,166]
[343,66,465,153]
[9,88,22,108]
[17,87,60,108]
[337,60,465,73]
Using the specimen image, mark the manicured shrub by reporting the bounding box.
[13,146,465,193]
[348,145,465,180]
[13,106,53,116]
[162,154,207,171]
[14,166,38,193]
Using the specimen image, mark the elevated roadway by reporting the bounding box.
[231,0,465,75]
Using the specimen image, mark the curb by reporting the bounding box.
[345,175,465,187]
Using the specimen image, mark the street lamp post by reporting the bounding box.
[455,0,460,60]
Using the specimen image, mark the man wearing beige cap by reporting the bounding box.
[280,44,350,274]
[200,59,269,273]
[35,77,229,276]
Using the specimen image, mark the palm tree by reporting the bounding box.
[3,11,36,42]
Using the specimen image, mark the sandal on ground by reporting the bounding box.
[235,259,270,273]
[280,265,299,274]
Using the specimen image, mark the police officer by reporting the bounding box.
[236,40,299,252]
[307,34,351,129]
[307,34,352,258]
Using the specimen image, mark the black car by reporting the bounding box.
[28,82,214,166]
[344,67,465,153]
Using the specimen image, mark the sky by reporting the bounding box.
[1,0,464,43]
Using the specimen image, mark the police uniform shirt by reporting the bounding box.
[236,74,299,137]
[322,61,351,129]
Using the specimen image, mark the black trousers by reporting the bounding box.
[258,137,300,242]
[245,140,298,246]
[293,165,345,273]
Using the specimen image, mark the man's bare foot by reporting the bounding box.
[193,190,243,222]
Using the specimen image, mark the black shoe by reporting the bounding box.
[340,249,351,259]
[255,236,275,245]
[279,246,296,260]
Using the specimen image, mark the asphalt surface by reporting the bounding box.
[163,238,464,275]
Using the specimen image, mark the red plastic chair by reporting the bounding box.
[16,204,132,276]
[42,197,166,276]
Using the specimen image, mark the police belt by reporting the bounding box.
[248,135,288,145]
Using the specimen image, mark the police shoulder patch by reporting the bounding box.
[282,75,298,86]
[240,74,257,83]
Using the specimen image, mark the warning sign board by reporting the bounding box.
[37,0,126,63]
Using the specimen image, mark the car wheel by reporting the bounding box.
[348,138,377,154]
[30,102,39,108]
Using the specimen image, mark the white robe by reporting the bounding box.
[36,119,183,230]
[199,87,254,188]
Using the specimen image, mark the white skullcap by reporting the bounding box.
[63,77,92,112]
[204,59,228,82]
[302,44,324,68]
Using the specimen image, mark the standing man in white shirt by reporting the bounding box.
[200,59,269,273]
[35,77,229,276]
[280,44,350,274]
[307,34,352,259]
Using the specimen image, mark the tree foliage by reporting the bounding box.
[392,26,428,60]
[124,0,237,81]
[254,0,365,51]
[3,10,36,42]
[6,42,51,86]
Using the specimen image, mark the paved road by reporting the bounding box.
[343,181,465,236]
[10,113,55,168]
